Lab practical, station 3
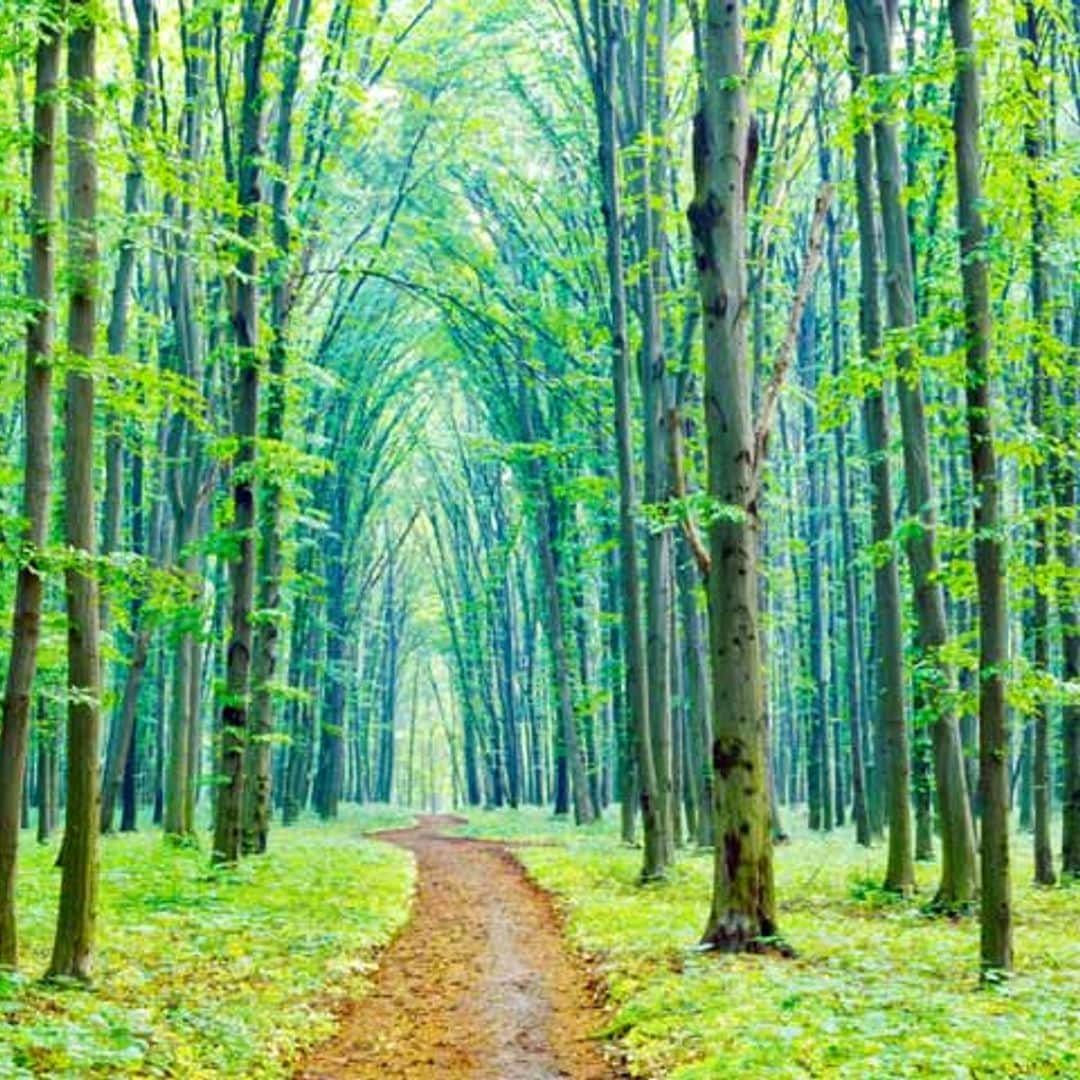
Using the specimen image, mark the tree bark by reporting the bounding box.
[213,0,278,864]
[243,0,312,856]
[689,0,779,952]
[844,2,914,891]
[0,2,61,969]
[1018,0,1055,888]
[857,0,977,906]
[948,0,1012,969]
[50,0,102,981]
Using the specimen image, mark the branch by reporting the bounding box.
[750,181,833,502]
[667,405,712,578]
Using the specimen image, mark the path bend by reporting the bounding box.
[295,815,620,1080]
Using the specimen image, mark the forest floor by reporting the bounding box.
[457,809,1080,1078]
[6,808,1079,1078]
[295,815,619,1080]
[1,808,416,1078]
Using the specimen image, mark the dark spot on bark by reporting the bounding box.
[713,737,741,778]
[724,830,741,883]
[739,821,750,835]
[706,291,728,320]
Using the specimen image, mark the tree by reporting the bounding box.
[843,0,914,895]
[0,0,62,969]
[688,0,778,953]
[213,0,279,865]
[49,0,102,982]
[855,0,977,908]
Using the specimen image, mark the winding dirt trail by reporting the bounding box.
[295,815,620,1080]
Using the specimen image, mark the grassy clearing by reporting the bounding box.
[457,808,1080,1079]
[0,806,415,1079]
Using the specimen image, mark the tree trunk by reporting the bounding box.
[213,0,277,864]
[845,5,911,884]
[1018,0,1055,888]
[857,0,977,906]
[948,0,1013,966]
[50,0,102,981]
[583,0,665,874]
[689,0,779,952]
[244,0,312,856]
[1060,297,1080,875]
[0,5,61,969]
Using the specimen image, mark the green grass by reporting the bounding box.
[457,808,1080,1079]
[0,806,415,1079]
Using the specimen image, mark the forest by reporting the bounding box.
[0,0,1078,1075]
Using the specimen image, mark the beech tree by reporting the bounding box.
[0,0,61,968]
[49,0,101,981]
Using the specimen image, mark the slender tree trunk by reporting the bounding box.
[857,0,977,906]
[636,0,676,867]
[214,0,278,864]
[801,302,832,834]
[1018,0,1055,888]
[948,0,1012,968]
[582,0,665,874]
[1060,297,1080,875]
[244,0,312,856]
[846,14,909,865]
[677,536,713,846]
[50,0,102,980]
[0,4,61,969]
[37,717,56,845]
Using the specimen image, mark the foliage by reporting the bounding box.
[0,810,414,1078]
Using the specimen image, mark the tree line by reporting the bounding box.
[0,0,1077,984]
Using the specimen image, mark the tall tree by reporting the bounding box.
[568,0,667,878]
[843,0,914,894]
[856,0,977,907]
[99,0,156,836]
[947,0,1011,970]
[213,0,279,864]
[688,0,779,952]
[1018,0,1056,888]
[243,0,313,856]
[0,0,62,969]
[49,0,102,981]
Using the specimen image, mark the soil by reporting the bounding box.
[294,815,621,1080]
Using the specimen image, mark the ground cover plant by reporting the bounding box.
[459,810,1080,1078]
[0,809,414,1078]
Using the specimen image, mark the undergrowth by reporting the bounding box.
[460,808,1080,1078]
[0,806,415,1078]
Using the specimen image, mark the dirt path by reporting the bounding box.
[295,815,620,1080]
